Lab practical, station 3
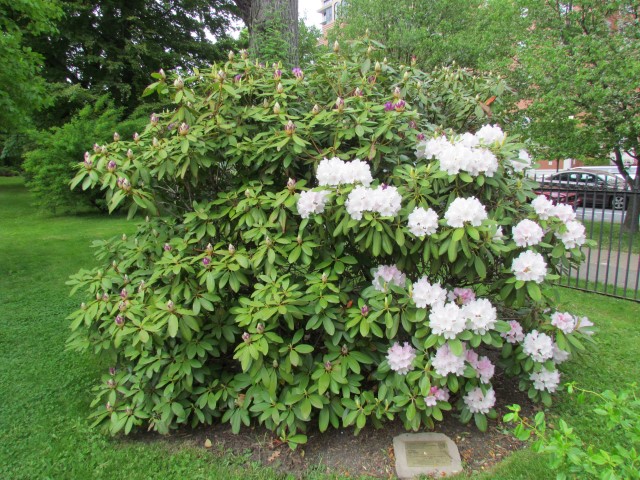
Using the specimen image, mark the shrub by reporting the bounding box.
[66,39,594,447]
[22,96,151,212]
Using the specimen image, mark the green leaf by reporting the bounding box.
[168,316,179,337]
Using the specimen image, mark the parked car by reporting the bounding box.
[533,189,582,208]
[534,169,629,210]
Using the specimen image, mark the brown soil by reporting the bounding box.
[152,372,538,479]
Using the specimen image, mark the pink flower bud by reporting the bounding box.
[150,113,159,126]
[152,137,159,147]
[375,61,381,73]
[118,301,127,312]
[158,69,166,80]
[178,123,189,136]
[361,305,369,317]
[335,97,345,112]
[107,160,117,172]
[174,76,184,90]
[403,71,410,82]
[333,40,339,53]
[138,281,145,293]
[109,367,116,376]
[292,67,303,80]
[202,257,211,266]
[120,289,128,299]
[164,243,172,251]
[273,69,282,80]
[93,143,101,153]
[133,132,140,143]
[273,102,281,114]
[276,82,284,94]
[113,132,120,142]
[341,344,348,355]
[284,120,296,136]
[417,133,425,141]
[393,86,402,99]
[123,274,129,284]
[242,332,251,343]
[228,244,235,254]
[167,300,175,311]
[205,243,213,254]
[312,104,320,115]
[228,50,235,61]
[354,87,363,97]
[394,100,406,112]
[324,361,332,371]
[102,292,109,302]
[126,149,133,159]
[384,101,394,112]
[256,323,264,334]
[115,315,125,327]
[106,402,113,412]
[107,379,116,388]
[240,49,248,60]
[321,273,328,284]
[84,152,93,168]
[411,55,417,66]
[217,70,225,82]
[287,178,296,190]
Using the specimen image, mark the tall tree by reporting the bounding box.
[234,0,299,66]
[27,0,238,116]
[513,0,640,232]
[0,0,62,131]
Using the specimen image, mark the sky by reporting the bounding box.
[299,0,324,29]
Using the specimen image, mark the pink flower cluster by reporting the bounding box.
[387,341,416,375]
[432,343,466,376]
[316,157,373,187]
[424,386,450,406]
[448,287,476,305]
[444,197,488,228]
[501,320,525,344]
[345,185,402,220]
[551,311,576,334]
[466,350,495,384]
[372,265,406,292]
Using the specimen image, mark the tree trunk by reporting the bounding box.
[613,147,639,233]
[243,0,299,67]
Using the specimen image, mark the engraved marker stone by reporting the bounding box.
[393,433,462,479]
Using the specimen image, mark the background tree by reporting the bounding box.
[331,0,525,72]
[511,0,640,232]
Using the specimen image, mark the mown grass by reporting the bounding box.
[583,218,640,254]
[1,177,638,480]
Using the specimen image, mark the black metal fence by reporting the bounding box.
[530,172,639,301]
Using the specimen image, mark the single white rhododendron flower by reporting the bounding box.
[512,219,544,247]
[511,250,547,283]
[463,387,496,414]
[386,342,416,375]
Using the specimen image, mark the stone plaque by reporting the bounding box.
[393,433,462,479]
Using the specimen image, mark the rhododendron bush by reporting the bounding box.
[66,39,595,447]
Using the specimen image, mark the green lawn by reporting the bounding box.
[583,219,640,254]
[1,177,638,479]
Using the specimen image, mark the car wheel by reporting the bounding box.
[611,194,626,210]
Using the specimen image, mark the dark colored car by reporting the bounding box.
[535,169,629,210]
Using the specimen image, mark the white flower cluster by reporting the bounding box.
[345,185,402,220]
[429,303,466,339]
[444,197,488,228]
[531,195,586,249]
[412,277,447,308]
[463,387,496,414]
[462,298,497,335]
[416,132,499,177]
[372,265,406,292]
[316,157,373,187]
[530,369,561,393]
[386,342,416,375]
[523,330,554,362]
[297,190,330,219]
[512,219,544,247]
[476,124,506,145]
[432,343,466,377]
[511,250,547,283]
[407,207,439,237]
[553,344,570,364]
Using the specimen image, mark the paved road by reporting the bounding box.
[576,207,626,224]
